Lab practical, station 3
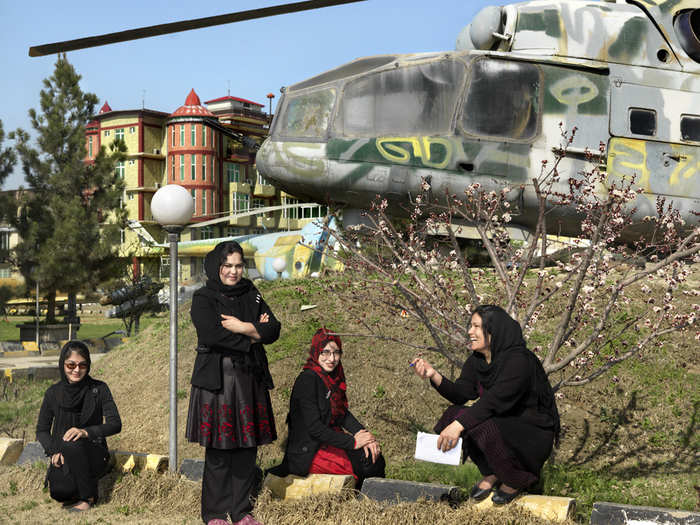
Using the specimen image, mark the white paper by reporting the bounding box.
[414,432,462,466]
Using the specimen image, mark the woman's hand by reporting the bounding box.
[362,441,381,464]
[63,427,88,442]
[51,453,64,467]
[221,314,246,334]
[437,420,464,452]
[411,358,443,388]
[353,429,376,450]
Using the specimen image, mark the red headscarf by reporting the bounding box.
[303,328,348,426]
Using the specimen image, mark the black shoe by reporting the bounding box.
[469,482,496,501]
[491,487,521,505]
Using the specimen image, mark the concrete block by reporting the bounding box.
[40,342,61,356]
[0,342,24,353]
[179,458,205,482]
[474,493,575,522]
[0,438,24,465]
[104,337,123,350]
[16,441,48,466]
[591,502,700,525]
[360,478,460,504]
[264,473,356,500]
[111,451,168,473]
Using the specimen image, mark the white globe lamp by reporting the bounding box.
[272,257,286,279]
[151,184,194,227]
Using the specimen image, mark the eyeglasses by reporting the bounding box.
[319,350,342,359]
[65,362,88,370]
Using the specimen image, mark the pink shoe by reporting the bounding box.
[235,516,262,525]
[207,520,230,525]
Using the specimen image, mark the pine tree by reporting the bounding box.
[11,55,125,323]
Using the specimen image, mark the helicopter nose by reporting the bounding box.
[256,137,329,197]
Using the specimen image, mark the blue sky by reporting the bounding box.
[0,0,494,189]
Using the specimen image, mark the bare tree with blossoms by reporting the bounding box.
[323,128,699,389]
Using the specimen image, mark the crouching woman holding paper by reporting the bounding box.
[411,305,560,505]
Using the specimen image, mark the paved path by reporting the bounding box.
[0,353,107,380]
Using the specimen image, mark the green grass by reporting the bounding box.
[0,315,159,341]
[0,377,54,438]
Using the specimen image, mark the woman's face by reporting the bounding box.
[64,350,88,384]
[219,252,245,286]
[318,341,342,373]
[468,313,490,355]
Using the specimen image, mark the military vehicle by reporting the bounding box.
[30,0,700,240]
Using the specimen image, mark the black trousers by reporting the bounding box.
[47,439,110,503]
[202,446,258,523]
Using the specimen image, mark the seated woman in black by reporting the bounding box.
[411,305,560,504]
[271,328,385,486]
[36,341,122,512]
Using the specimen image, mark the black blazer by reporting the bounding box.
[281,369,364,476]
[190,287,280,391]
[36,378,122,456]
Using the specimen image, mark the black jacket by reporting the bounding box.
[36,378,121,456]
[190,286,280,391]
[281,369,364,476]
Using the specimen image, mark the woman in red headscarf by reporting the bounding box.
[270,328,385,486]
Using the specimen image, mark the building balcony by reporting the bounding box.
[278,217,300,230]
[256,215,278,229]
[253,184,276,198]
[229,182,251,194]
[229,215,251,226]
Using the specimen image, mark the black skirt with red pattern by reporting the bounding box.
[186,356,276,449]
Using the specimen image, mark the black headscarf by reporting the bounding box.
[203,240,252,299]
[471,305,561,444]
[55,340,94,435]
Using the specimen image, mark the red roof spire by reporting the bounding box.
[99,101,112,113]
[170,88,214,118]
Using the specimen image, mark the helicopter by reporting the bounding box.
[30,0,700,241]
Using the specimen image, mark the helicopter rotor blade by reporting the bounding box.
[29,0,365,57]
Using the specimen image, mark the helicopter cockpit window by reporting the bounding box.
[278,88,336,139]
[629,108,656,136]
[461,59,540,141]
[334,59,466,136]
[680,115,700,142]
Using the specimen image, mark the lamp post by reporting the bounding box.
[151,184,194,473]
[272,257,286,280]
[266,93,275,123]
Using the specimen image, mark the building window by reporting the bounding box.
[201,226,215,240]
[202,126,207,147]
[191,124,196,146]
[129,126,136,134]
[180,155,185,181]
[227,227,243,237]
[202,154,207,181]
[115,161,125,178]
[212,130,216,149]
[256,169,267,186]
[171,156,175,180]
[119,229,126,244]
[191,189,196,214]
[180,124,185,145]
[88,136,93,157]
[128,193,134,200]
[202,189,207,215]
[629,108,656,136]
[128,160,135,165]
[115,128,124,141]
[227,164,240,183]
[212,158,216,184]
[211,190,215,214]
[252,198,266,209]
[191,154,197,180]
[0,231,10,251]
[232,192,249,213]
[104,130,110,137]
[283,196,299,219]
[171,126,175,146]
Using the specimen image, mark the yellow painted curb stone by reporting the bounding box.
[22,341,40,352]
[112,452,168,473]
[0,438,24,466]
[3,369,13,382]
[474,493,575,522]
[263,473,356,500]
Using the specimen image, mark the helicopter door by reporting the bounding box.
[608,82,700,218]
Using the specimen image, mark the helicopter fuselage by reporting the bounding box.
[257,0,700,239]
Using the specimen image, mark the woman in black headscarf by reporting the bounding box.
[36,340,121,512]
[411,305,560,505]
[185,241,280,525]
